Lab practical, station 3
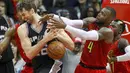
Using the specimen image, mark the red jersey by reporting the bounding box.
[111,40,130,73]
[81,23,112,67]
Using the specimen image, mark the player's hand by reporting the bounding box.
[108,56,117,63]
[39,14,54,24]
[83,17,97,27]
[43,29,58,42]
[47,16,66,29]
[4,27,16,37]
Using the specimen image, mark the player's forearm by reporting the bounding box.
[53,15,83,28]
[0,37,11,54]
[117,46,130,62]
[25,38,48,59]
[65,25,99,41]
[116,53,130,62]
[57,34,74,51]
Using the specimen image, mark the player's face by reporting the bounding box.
[17,11,25,23]
[110,20,123,33]
[0,1,6,16]
[96,8,111,26]
[110,20,123,41]
[20,8,33,23]
[17,11,22,20]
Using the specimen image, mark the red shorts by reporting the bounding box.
[21,65,33,73]
[75,64,106,73]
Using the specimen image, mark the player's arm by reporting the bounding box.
[108,38,130,62]
[64,25,113,43]
[113,39,130,62]
[56,29,74,51]
[82,17,97,28]
[41,14,114,42]
[109,45,130,62]
[0,27,15,54]
[17,23,56,60]
[116,45,130,62]
[40,14,96,28]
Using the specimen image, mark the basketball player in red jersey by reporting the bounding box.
[108,37,130,73]
[40,7,125,73]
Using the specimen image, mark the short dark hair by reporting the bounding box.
[105,6,116,19]
[16,2,37,13]
[114,19,125,33]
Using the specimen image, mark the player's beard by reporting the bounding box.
[95,20,105,27]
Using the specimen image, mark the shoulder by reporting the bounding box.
[117,38,129,53]
[99,27,113,35]
[18,23,27,31]
[17,23,28,37]
[98,27,114,43]
[118,38,129,48]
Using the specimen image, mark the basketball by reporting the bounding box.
[46,41,66,60]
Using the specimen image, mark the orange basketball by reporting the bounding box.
[46,41,66,60]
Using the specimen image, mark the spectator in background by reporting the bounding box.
[75,0,91,19]
[91,0,101,13]
[42,0,54,11]
[32,0,47,16]
[81,6,97,19]
[49,0,78,19]
[65,0,79,8]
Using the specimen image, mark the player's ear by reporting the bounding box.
[30,8,35,13]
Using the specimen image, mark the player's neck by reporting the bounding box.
[32,13,41,25]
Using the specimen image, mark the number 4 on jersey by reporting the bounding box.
[88,42,93,53]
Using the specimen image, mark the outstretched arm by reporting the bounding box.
[40,14,96,28]
[47,16,113,43]
[116,39,130,62]
[116,45,130,62]
[56,29,74,51]
[108,38,130,62]
[64,25,114,43]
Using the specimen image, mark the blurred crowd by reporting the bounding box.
[6,0,102,20]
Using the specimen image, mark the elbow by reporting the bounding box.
[69,44,75,51]
[25,51,34,60]
[69,43,75,51]
[65,43,74,51]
